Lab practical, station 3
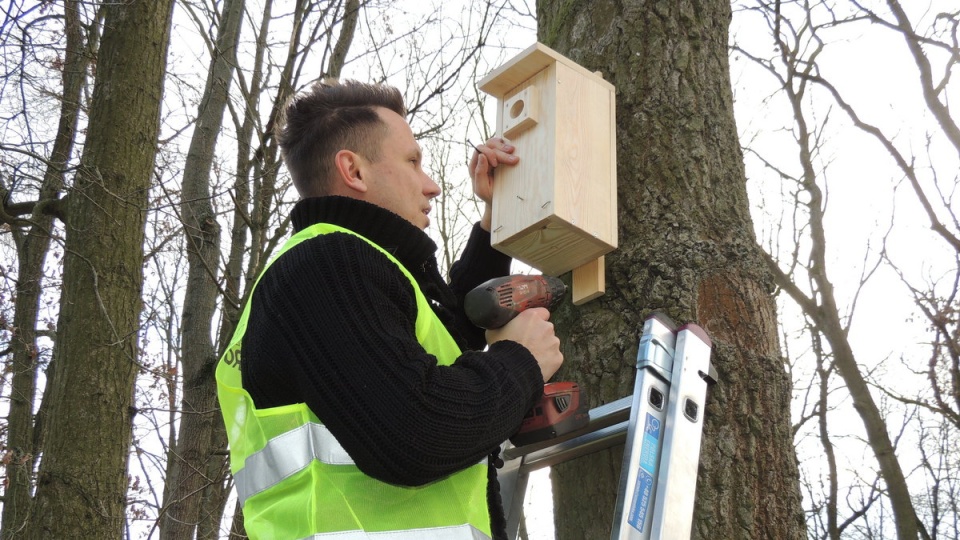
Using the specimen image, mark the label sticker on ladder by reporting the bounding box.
[628,413,662,532]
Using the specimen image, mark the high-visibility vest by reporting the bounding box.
[216,222,492,540]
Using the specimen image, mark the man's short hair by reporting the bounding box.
[276,79,406,197]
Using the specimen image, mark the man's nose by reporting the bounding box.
[424,174,441,198]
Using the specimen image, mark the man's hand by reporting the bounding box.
[469,136,519,231]
[486,307,563,383]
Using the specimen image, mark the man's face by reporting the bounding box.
[361,108,441,230]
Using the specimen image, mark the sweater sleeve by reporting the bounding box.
[242,232,544,487]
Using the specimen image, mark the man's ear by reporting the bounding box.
[333,149,368,194]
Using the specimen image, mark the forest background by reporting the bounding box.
[0,0,957,539]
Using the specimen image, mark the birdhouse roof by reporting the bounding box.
[479,42,612,97]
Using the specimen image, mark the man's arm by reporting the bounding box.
[242,233,544,487]
[448,223,512,350]
[448,136,520,348]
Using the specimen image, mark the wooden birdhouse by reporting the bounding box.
[479,43,617,304]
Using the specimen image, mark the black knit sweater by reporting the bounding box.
[241,196,544,538]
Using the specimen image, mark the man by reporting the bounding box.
[216,79,563,540]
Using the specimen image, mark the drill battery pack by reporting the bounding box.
[510,381,589,446]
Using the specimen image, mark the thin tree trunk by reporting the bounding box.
[817,256,922,540]
[25,1,175,537]
[198,3,274,535]
[535,1,806,538]
[246,0,311,280]
[326,0,360,80]
[0,3,85,538]
[758,7,924,531]
[195,440,230,540]
[197,0,363,534]
[815,339,841,540]
[160,0,244,537]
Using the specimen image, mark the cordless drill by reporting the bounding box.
[464,274,567,328]
[464,275,589,446]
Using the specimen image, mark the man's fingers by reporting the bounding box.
[521,307,551,321]
[474,153,491,176]
[473,137,518,169]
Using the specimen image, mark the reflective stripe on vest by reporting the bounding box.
[234,422,353,504]
[235,421,487,507]
[302,524,491,539]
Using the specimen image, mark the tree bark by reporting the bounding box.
[535,1,806,538]
[159,0,244,538]
[25,1,175,538]
[1,2,86,536]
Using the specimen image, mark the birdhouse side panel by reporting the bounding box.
[552,62,618,252]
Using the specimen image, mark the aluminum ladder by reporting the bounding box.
[498,312,717,539]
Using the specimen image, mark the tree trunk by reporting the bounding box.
[0,3,86,537]
[535,1,806,538]
[246,0,310,279]
[25,1,175,538]
[750,3,924,531]
[195,0,362,533]
[326,0,360,80]
[196,4,275,535]
[160,0,244,537]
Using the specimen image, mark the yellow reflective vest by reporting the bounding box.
[216,222,492,539]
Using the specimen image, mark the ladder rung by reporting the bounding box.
[519,420,629,473]
[502,395,633,462]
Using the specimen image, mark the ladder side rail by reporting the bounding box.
[499,313,718,540]
[611,314,677,540]
[649,324,714,540]
[501,450,530,540]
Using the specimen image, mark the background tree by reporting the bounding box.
[535,1,806,538]
[159,0,244,537]
[142,1,512,536]
[733,0,958,537]
[0,1,88,535]
[733,4,922,537]
[2,1,954,538]
[25,1,175,538]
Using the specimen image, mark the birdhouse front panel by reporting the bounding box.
[490,64,558,271]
